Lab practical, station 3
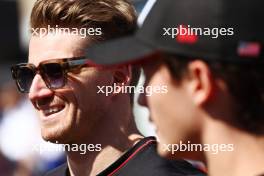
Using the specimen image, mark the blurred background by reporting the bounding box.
[0,0,154,175]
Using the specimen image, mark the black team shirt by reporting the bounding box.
[45,137,206,176]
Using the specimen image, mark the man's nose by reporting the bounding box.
[28,74,53,101]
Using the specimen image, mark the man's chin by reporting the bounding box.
[41,127,70,144]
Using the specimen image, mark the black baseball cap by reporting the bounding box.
[85,0,264,66]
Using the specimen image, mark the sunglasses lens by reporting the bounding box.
[13,66,35,93]
[41,63,65,89]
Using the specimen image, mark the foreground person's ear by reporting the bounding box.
[186,60,214,106]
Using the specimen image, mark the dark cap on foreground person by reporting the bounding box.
[86,0,264,65]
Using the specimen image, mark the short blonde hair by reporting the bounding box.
[30,0,137,41]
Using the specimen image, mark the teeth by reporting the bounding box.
[43,107,63,116]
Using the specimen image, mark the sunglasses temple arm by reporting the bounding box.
[67,58,90,67]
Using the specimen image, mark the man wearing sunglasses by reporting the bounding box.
[11,0,206,175]
[86,0,264,175]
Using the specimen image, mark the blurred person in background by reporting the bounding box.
[0,80,18,176]
[85,0,264,175]
[10,0,205,175]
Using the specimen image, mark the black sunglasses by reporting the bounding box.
[11,57,93,93]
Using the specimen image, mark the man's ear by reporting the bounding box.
[111,65,132,94]
[186,60,215,106]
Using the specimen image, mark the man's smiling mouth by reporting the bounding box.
[42,105,65,116]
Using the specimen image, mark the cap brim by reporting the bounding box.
[85,36,156,66]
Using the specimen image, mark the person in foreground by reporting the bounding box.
[10,0,206,175]
[86,0,264,175]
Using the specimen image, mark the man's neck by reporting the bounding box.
[67,144,124,176]
[203,118,264,176]
[66,101,142,176]
[67,132,142,176]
